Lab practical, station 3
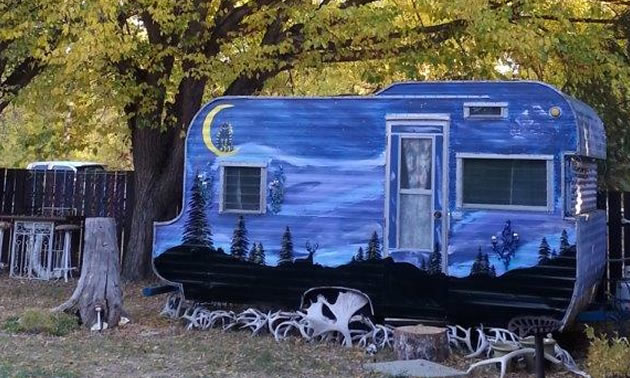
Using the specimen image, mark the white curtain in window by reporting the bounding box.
[399,138,433,249]
[399,194,432,249]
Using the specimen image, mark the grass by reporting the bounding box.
[0,275,387,377]
[2,309,79,336]
[0,274,585,377]
[0,361,78,378]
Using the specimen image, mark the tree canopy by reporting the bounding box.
[1,0,629,279]
[0,0,63,113]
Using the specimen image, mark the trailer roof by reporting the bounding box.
[377,80,606,159]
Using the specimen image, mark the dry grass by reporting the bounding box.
[0,275,387,377]
[0,273,586,377]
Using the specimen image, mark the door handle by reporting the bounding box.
[434,211,442,219]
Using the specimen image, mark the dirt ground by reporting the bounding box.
[0,273,587,377]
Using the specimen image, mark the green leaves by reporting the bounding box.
[2,0,630,186]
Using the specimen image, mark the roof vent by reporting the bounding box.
[464,102,508,119]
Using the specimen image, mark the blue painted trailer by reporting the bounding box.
[153,81,606,327]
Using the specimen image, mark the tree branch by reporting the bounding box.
[520,14,618,24]
[340,0,381,8]
[307,19,468,63]
[225,17,467,96]
[0,56,45,114]
[597,0,630,6]
[212,0,282,40]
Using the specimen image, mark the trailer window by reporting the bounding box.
[565,156,598,216]
[220,165,266,214]
[461,158,549,209]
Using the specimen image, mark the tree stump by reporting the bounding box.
[393,325,450,362]
[52,218,126,330]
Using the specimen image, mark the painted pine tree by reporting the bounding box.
[230,216,249,260]
[269,166,286,214]
[181,173,213,248]
[255,243,266,265]
[428,243,442,275]
[278,226,294,264]
[559,229,570,255]
[420,257,427,271]
[490,265,497,277]
[216,122,234,152]
[469,248,494,276]
[355,247,364,262]
[538,237,551,264]
[481,253,490,274]
[247,243,258,263]
[366,231,381,260]
[470,248,484,275]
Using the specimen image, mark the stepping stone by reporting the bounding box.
[364,359,468,378]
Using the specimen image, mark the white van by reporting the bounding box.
[26,161,106,172]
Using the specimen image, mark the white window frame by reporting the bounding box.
[219,161,267,214]
[463,102,508,119]
[456,153,553,212]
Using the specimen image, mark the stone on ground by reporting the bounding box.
[364,359,467,378]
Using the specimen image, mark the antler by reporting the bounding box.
[305,241,319,253]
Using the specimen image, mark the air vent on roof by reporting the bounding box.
[464,102,508,119]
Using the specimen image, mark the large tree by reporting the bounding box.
[4,0,630,280]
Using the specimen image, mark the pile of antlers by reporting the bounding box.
[161,292,589,377]
[446,324,589,378]
[161,292,393,351]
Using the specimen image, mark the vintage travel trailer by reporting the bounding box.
[153,81,606,327]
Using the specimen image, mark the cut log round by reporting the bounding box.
[393,325,450,362]
[51,217,126,329]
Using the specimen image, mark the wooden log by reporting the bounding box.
[393,325,450,362]
[52,217,126,329]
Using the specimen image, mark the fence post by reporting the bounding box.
[624,193,630,277]
[609,192,623,295]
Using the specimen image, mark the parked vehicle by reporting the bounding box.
[27,161,106,172]
[152,81,606,327]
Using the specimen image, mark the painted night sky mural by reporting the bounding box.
[153,81,603,278]
[152,81,607,326]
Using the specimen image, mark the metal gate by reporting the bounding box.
[9,221,55,279]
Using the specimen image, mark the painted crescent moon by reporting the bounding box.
[202,104,238,156]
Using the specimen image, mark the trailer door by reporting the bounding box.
[385,114,449,272]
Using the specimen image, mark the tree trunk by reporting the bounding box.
[52,218,125,329]
[121,120,184,280]
[122,184,161,279]
[393,325,450,362]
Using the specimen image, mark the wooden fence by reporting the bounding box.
[0,169,134,266]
